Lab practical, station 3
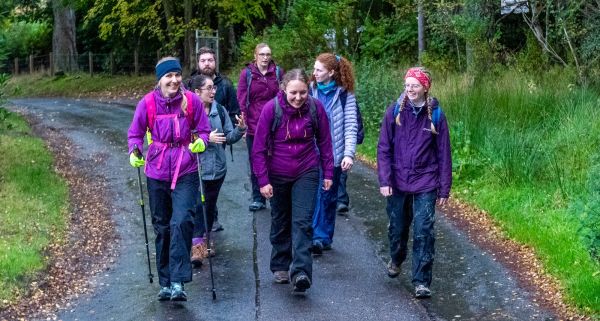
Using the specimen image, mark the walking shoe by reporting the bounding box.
[322,243,332,251]
[211,220,224,232]
[249,201,266,211]
[310,241,323,256]
[273,271,290,284]
[336,203,349,215]
[414,284,431,298]
[157,286,171,301]
[292,273,311,293]
[387,260,400,278]
[170,282,187,301]
[191,242,208,267]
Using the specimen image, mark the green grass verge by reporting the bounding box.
[0,108,69,307]
[356,63,600,317]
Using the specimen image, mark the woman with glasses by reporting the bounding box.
[237,43,284,212]
[188,74,247,265]
[309,53,359,255]
[377,67,452,298]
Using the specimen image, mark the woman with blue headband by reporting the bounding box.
[127,57,211,301]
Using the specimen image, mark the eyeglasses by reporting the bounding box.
[201,85,218,92]
[257,53,272,57]
[404,84,423,89]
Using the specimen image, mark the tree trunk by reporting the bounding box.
[417,0,425,64]
[52,0,78,72]
[183,0,194,73]
[162,0,175,51]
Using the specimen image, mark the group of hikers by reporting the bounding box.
[126,43,452,302]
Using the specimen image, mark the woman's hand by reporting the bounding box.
[322,179,333,191]
[437,197,448,207]
[380,186,392,197]
[236,112,247,130]
[260,184,273,199]
[341,156,353,171]
[209,128,226,144]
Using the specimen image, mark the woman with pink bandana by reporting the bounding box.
[377,67,452,299]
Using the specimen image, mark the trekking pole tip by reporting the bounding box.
[212,290,216,300]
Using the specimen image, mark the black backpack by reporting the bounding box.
[339,91,364,144]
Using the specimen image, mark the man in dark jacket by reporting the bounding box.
[190,46,241,232]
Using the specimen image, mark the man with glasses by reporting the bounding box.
[237,43,284,212]
[190,46,241,232]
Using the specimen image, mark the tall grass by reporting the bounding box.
[0,108,69,307]
[355,61,600,316]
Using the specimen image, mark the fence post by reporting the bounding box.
[89,52,93,76]
[134,49,139,76]
[110,52,115,75]
[29,55,34,74]
[49,52,54,76]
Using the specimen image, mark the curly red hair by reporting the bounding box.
[312,53,355,93]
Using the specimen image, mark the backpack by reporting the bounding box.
[269,96,319,154]
[339,91,365,144]
[392,101,442,130]
[144,91,196,131]
[245,65,281,109]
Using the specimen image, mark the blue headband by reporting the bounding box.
[155,58,182,81]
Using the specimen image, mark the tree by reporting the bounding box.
[52,0,78,72]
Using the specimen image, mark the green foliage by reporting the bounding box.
[574,153,600,263]
[0,20,51,57]
[209,0,278,29]
[359,15,416,63]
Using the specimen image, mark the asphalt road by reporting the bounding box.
[8,98,557,321]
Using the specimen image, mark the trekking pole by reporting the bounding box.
[133,144,153,284]
[193,133,217,300]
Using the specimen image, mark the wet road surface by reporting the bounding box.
[8,98,557,321]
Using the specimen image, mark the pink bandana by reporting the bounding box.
[404,67,431,89]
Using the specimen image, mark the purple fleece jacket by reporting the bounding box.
[127,89,211,182]
[377,96,452,198]
[251,91,334,187]
[237,61,283,136]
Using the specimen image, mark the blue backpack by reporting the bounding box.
[392,101,442,130]
[339,91,364,144]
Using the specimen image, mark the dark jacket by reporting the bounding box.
[189,70,240,125]
[377,95,452,198]
[237,61,282,136]
[251,91,333,188]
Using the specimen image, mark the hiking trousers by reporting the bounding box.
[269,168,319,281]
[193,176,225,238]
[387,190,437,287]
[147,172,198,287]
[312,166,342,246]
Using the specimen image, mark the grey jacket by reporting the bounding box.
[310,84,358,167]
[199,101,246,180]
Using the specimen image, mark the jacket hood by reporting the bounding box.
[152,88,184,106]
[245,61,278,74]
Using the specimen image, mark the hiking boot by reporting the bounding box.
[170,282,187,301]
[249,201,266,211]
[310,241,323,256]
[191,242,208,267]
[387,260,400,278]
[336,203,349,215]
[211,220,224,232]
[292,273,311,293]
[273,271,290,284]
[157,286,171,301]
[415,284,431,298]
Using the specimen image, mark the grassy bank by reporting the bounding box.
[356,62,600,316]
[0,108,69,307]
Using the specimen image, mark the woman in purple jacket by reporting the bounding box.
[377,67,452,299]
[237,43,284,212]
[127,57,211,301]
[252,69,334,293]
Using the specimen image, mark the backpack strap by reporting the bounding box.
[339,90,347,110]
[308,97,318,135]
[275,66,281,82]
[432,106,441,129]
[245,67,252,109]
[144,92,157,131]
[184,90,195,127]
[271,97,283,133]
[272,97,319,134]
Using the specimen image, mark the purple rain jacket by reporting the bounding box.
[237,61,283,136]
[377,95,452,198]
[127,89,211,187]
[251,91,334,187]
